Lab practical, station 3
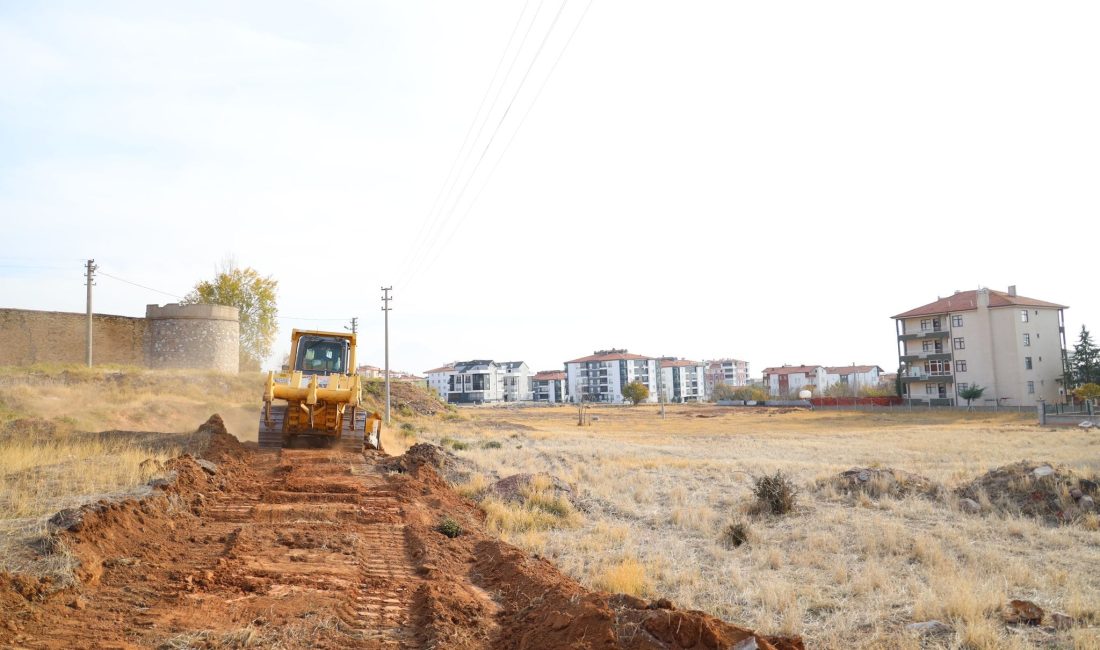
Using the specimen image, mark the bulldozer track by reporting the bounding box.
[209,448,419,649]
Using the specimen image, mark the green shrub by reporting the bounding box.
[436,517,462,538]
[480,440,502,449]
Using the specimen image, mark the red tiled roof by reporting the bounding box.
[533,371,566,381]
[824,365,882,374]
[660,359,701,368]
[566,352,652,363]
[423,365,455,374]
[892,290,1067,319]
[761,365,822,375]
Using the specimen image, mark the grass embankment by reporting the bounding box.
[0,365,264,575]
[415,405,1100,650]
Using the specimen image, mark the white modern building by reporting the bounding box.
[762,365,827,397]
[531,370,568,403]
[565,349,659,404]
[892,286,1068,406]
[498,361,532,402]
[424,364,455,400]
[705,358,750,392]
[823,365,884,394]
[660,359,708,402]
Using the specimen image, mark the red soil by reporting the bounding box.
[0,416,803,649]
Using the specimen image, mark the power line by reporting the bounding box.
[405,0,593,291]
[97,270,184,299]
[395,0,535,286]
[411,0,570,280]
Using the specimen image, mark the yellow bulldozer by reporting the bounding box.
[259,329,382,451]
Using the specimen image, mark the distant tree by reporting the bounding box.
[732,386,769,402]
[1073,383,1100,402]
[621,380,649,406]
[822,382,855,397]
[183,263,278,371]
[711,383,738,401]
[895,367,904,399]
[958,384,985,410]
[859,384,896,398]
[1071,326,1100,387]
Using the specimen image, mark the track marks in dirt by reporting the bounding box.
[212,449,421,649]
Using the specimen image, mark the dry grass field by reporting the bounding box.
[414,404,1100,650]
[0,366,262,576]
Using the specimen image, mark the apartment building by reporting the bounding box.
[531,370,568,403]
[498,361,532,402]
[565,349,659,404]
[892,286,1068,406]
[660,359,708,402]
[705,358,750,392]
[823,365,884,394]
[424,364,454,399]
[762,365,827,397]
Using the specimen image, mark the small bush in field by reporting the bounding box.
[437,517,462,538]
[752,471,799,515]
[481,440,502,449]
[721,521,752,548]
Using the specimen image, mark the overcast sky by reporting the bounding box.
[1,1,1097,375]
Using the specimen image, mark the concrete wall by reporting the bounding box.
[0,303,239,372]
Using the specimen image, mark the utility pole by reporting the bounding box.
[657,357,665,418]
[84,259,97,367]
[345,317,358,334]
[381,287,392,426]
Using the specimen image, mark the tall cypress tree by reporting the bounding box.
[1071,325,1100,386]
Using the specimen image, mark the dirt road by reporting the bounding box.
[0,416,802,649]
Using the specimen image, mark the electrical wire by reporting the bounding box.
[405,0,593,291]
[97,271,184,299]
[397,1,550,289]
[403,0,571,290]
[395,0,535,286]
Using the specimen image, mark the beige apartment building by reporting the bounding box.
[892,287,1068,406]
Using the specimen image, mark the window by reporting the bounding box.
[1027,381,1035,394]
[954,337,965,350]
[1023,333,1031,346]
[922,340,933,352]
[957,383,969,393]
[951,315,963,327]
[925,384,937,395]
[955,360,967,373]
[920,319,931,331]
[1025,357,1033,370]
[1020,310,1029,323]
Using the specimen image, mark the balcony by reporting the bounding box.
[898,329,950,341]
[900,370,954,383]
[900,351,951,362]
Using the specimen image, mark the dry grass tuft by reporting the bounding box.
[592,557,652,596]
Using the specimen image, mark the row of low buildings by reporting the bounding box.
[424,353,750,405]
[420,285,1070,408]
[760,365,888,397]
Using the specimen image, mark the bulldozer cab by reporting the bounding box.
[295,334,351,375]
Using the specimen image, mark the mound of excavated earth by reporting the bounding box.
[823,466,941,499]
[0,415,803,649]
[956,460,1098,524]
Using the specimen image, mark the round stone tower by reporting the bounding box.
[145,303,240,373]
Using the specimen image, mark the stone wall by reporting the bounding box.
[0,308,148,366]
[0,304,239,372]
[145,304,239,373]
